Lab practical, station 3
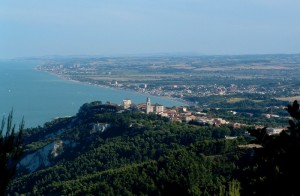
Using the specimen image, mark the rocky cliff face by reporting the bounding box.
[16,102,124,175]
[18,140,75,173]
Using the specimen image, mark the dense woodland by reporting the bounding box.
[3,100,300,195]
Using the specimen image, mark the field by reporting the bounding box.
[276,96,300,102]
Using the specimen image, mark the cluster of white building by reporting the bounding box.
[123,97,164,114]
[122,98,229,126]
[124,98,286,137]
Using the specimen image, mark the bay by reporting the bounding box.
[0,60,184,128]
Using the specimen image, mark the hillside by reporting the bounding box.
[7,100,300,195]
[6,101,252,195]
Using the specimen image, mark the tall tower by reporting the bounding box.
[146,97,152,114]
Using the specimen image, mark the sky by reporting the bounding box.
[1,0,300,58]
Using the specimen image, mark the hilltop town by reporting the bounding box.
[89,97,283,137]
[122,97,227,125]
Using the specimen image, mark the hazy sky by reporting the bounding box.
[1,0,300,58]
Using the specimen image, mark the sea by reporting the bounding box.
[0,59,185,128]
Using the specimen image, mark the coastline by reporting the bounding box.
[36,68,190,106]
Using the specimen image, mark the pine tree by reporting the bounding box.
[0,110,24,196]
[246,100,300,195]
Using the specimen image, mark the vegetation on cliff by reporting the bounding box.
[5,100,300,195]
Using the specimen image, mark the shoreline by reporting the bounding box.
[36,68,190,106]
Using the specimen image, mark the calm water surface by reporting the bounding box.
[0,60,184,128]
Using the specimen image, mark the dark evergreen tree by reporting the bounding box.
[0,111,24,196]
[245,100,300,195]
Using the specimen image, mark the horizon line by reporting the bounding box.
[1,52,300,60]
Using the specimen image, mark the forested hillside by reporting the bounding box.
[5,101,248,195]
[6,100,300,195]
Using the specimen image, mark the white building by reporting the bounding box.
[123,99,132,109]
[154,104,164,113]
[146,97,164,114]
[266,128,284,135]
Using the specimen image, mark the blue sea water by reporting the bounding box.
[0,59,184,128]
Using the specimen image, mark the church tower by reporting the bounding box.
[146,97,152,114]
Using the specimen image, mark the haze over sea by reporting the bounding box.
[0,60,184,128]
